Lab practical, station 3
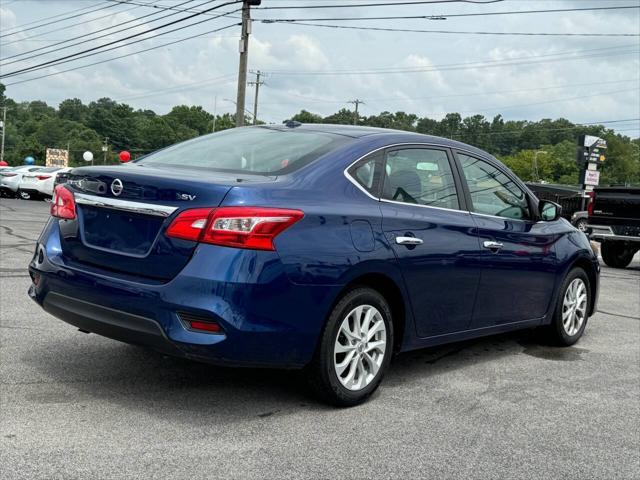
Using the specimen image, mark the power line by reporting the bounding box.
[1,0,204,64]
[265,46,639,76]
[0,1,242,79]
[113,73,237,102]
[255,0,505,9]
[263,21,640,37]
[428,88,639,117]
[257,4,640,21]
[4,22,241,87]
[1,2,147,47]
[0,1,121,38]
[260,78,640,105]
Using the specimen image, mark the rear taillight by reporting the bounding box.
[2,172,17,177]
[36,175,51,181]
[51,184,76,220]
[166,206,304,251]
[587,191,595,216]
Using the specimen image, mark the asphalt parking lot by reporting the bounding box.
[1,197,638,479]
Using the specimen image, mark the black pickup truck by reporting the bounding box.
[588,186,640,268]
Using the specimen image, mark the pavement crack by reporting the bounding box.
[596,309,640,321]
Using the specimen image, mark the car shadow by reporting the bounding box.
[23,328,576,421]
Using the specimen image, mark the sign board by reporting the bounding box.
[582,135,607,149]
[584,170,600,187]
[45,148,69,168]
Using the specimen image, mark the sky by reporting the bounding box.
[0,0,639,136]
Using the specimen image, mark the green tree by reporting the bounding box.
[288,109,323,123]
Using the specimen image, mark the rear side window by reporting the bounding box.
[382,148,460,210]
[137,127,347,175]
[458,154,531,220]
[347,151,383,197]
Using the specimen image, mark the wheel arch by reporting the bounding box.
[329,272,410,354]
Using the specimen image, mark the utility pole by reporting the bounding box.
[102,137,109,165]
[236,1,261,127]
[0,107,6,162]
[248,70,265,125]
[212,95,217,133]
[348,99,365,125]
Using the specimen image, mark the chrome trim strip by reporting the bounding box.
[74,193,178,217]
[342,142,479,215]
[380,198,469,214]
[588,225,640,241]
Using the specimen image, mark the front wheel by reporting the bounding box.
[542,268,590,346]
[307,287,393,407]
[573,218,588,232]
[601,241,635,269]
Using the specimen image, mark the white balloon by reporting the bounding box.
[83,151,94,162]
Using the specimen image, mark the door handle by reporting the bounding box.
[483,240,504,252]
[396,236,423,246]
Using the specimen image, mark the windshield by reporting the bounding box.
[137,127,347,175]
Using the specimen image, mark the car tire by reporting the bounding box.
[542,267,590,346]
[601,242,635,269]
[573,218,587,232]
[307,287,394,407]
[18,189,31,200]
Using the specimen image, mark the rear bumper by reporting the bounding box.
[40,291,182,357]
[29,220,339,368]
[588,225,640,244]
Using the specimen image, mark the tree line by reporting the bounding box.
[1,83,638,186]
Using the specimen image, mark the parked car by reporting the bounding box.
[588,186,640,268]
[0,165,43,198]
[29,125,600,406]
[526,183,588,231]
[18,166,71,200]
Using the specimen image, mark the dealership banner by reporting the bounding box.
[46,148,69,167]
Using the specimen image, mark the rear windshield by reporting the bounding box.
[38,167,62,173]
[136,127,347,175]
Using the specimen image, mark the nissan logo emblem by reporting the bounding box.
[111,179,124,197]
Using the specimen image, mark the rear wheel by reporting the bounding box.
[601,241,635,269]
[542,268,590,346]
[18,189,32,200]
[308,287,393,407]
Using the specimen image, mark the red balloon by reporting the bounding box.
[119,151,131,162]
[0,160,8,166]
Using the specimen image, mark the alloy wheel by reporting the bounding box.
[562,278,587,336]
[333,304,387,391]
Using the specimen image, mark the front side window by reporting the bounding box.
[137,127,347,175]
[458,153,530,220]
[382,148,459,210]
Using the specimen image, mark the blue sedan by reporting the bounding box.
[29,124,599,406]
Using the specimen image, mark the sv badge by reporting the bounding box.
[176,193,197,201]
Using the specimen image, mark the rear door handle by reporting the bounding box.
[483,240,504,252]
[396,236,423,246]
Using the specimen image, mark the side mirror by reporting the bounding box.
[539,200,562,222]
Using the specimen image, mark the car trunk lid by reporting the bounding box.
[58,164,269,281]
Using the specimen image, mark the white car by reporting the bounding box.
[0,166,43,198]
[18,166,71,199]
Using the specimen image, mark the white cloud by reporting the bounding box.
[1,0,638,133]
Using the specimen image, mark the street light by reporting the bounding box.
[532,150,548,182]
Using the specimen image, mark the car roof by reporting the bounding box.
[264,124,492,158]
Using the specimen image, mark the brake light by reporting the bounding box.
[587,191,595,216]
[2,173,17,177]
[36,175,51,181]
[50,185,76,219]
[166,207,304,251]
